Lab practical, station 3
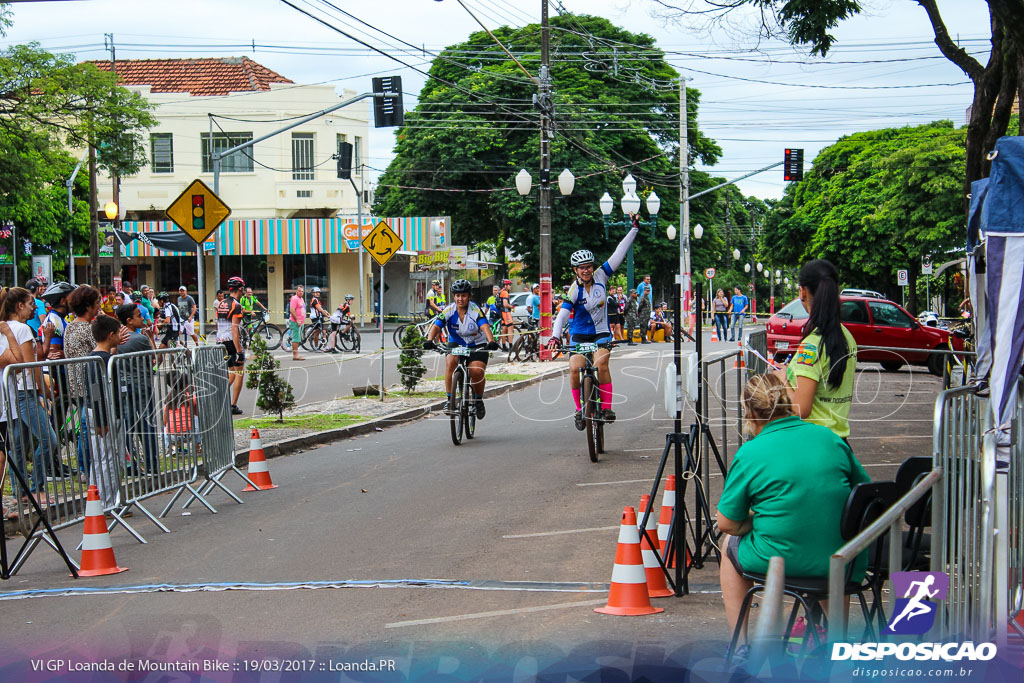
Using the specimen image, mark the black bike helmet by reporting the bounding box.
[450,279,472,294]
[25,278,41,292]
[41,281,75,304]
[227,276,245,290]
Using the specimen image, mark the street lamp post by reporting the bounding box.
[771,268,781,314]
[517,167,575,359]
[598,174,659,292]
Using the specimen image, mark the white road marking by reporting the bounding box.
[577,478,652,487]
[385,599,609,628]
[502,526,618,539]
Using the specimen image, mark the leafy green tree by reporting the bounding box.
[245,333,295,421]
[760,121,966,313]
[397,325,427,395]
[374,15,734,290]
[0,9,155,281]
[651,0,1022,201]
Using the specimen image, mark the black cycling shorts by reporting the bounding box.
[448,344,490,365]
[160,329,178,347]
[222,340,244,368]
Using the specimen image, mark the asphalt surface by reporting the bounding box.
[0,335,945,676]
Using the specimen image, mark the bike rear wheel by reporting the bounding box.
[259,323,283,350]
[464,380,476,440]
[393,323,410,348]
[508,335,525,363]
[582,373,599,462]
[450,365,466,445]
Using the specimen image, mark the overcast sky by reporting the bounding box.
[3,0,991,200]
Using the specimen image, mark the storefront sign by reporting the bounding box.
[417,250,449,271]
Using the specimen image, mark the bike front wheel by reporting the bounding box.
[582,373,599,462]
[450,365,466,445]
[259,323,283,350]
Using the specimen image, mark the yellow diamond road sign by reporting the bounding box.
[165,179,231,244]
[362,220,403,267]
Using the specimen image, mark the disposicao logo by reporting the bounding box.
[885,571,948,635]
[831,572,997,662]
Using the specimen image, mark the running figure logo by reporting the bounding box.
[885,571,949,635]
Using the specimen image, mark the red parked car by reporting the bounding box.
[765,296,963,375]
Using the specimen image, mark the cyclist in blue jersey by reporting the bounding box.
[547,213,640,429]
[422,279,499,419]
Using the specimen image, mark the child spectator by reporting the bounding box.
[88,314,122,509]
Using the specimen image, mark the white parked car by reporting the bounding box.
[840,288,886,300]
[509,291,533,321]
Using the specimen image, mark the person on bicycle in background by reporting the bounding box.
[548,213,640,428]
[326,294,356,354]
[422,279,498,419]
[498,278,515,347]
[217,277,246,415]
[308,286,328,350]
[240,286,266,323]
[486,285,501,324]
[156,291,183,349]
[426,280,446,318]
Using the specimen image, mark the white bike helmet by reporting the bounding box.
[570,249,594,267]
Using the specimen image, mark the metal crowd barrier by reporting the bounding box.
[744,329,770,377]
[1008,381,1024,639]
[826,467,945,641]
[699,350,744,472]
[184,345,256,508]
[108,347,215,528]
[2,356,144,576]
[931,384,991,641]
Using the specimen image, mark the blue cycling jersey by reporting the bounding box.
[434,302,489,346]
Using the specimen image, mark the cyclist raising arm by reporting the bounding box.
[548,213,640,428]
[422,279,498,419]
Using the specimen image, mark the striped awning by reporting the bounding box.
[119,216,447,257]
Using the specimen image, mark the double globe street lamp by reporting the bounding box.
[598,174,659,293]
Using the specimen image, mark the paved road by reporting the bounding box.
[0,339,942,676]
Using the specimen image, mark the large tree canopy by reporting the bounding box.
[652,0,1021,204]
[0,5,155,280]
[760,120,966,312]
[374,14,749,289]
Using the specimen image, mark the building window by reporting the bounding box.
[291,133,314,181]
[283,254,328,300]
[336,133,347,150]
[353,136,362,173]
[150,133,173,173]
[201,132,254,173]
[296,190,312,198]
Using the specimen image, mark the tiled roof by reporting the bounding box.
[87,57,293,96]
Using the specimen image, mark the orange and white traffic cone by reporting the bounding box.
[243,427,278,491]
[710,324,719,343]
[594,506,664,616]
[734,339,746,370]
[77,485,128,577]
[638,495,673,598]
[656,475,676,564]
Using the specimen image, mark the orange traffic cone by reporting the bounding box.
[77,485,128,577]
[243,427,278,491]
[638,495,673,598]
[734,339,746,370]
[710,324,719,343]
[595,506,664,616]
[656,475,676,563]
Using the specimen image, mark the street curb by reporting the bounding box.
[233,364,571,465]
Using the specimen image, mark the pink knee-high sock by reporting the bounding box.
[599,383,613,411]
[571,388,582,411]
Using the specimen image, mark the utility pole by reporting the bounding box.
[106,33,121,285]
[537,0,554,359]
[679,77,692,335]
[88,145,99,284]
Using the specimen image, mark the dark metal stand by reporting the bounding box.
[0,462,79,579]
[635,282,729,596]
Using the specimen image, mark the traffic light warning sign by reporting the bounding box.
[165,179,231,244]
[784,148,804,182]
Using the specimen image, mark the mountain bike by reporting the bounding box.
[281,319,331,352]
[438,345,478,445]
[568,339,624,462]
[943,324,975,389]
[393,315,437,348]
[334,317,361,353]
[240,312,283,351]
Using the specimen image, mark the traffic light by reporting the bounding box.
[192,194,205,231]
[784,148,804,182]
[372,76,404,128]
[336,142,353,180]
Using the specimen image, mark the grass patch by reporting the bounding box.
[235,414,368,431]
[427,373,531,382]
[340,390,447,400]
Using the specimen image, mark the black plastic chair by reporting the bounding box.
[895,456,932,570]
[726,481,898,661]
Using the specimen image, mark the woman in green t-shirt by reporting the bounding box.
[718,373,869,644]
[776,259,857,439]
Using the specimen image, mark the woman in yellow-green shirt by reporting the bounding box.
[776,259,857,440]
